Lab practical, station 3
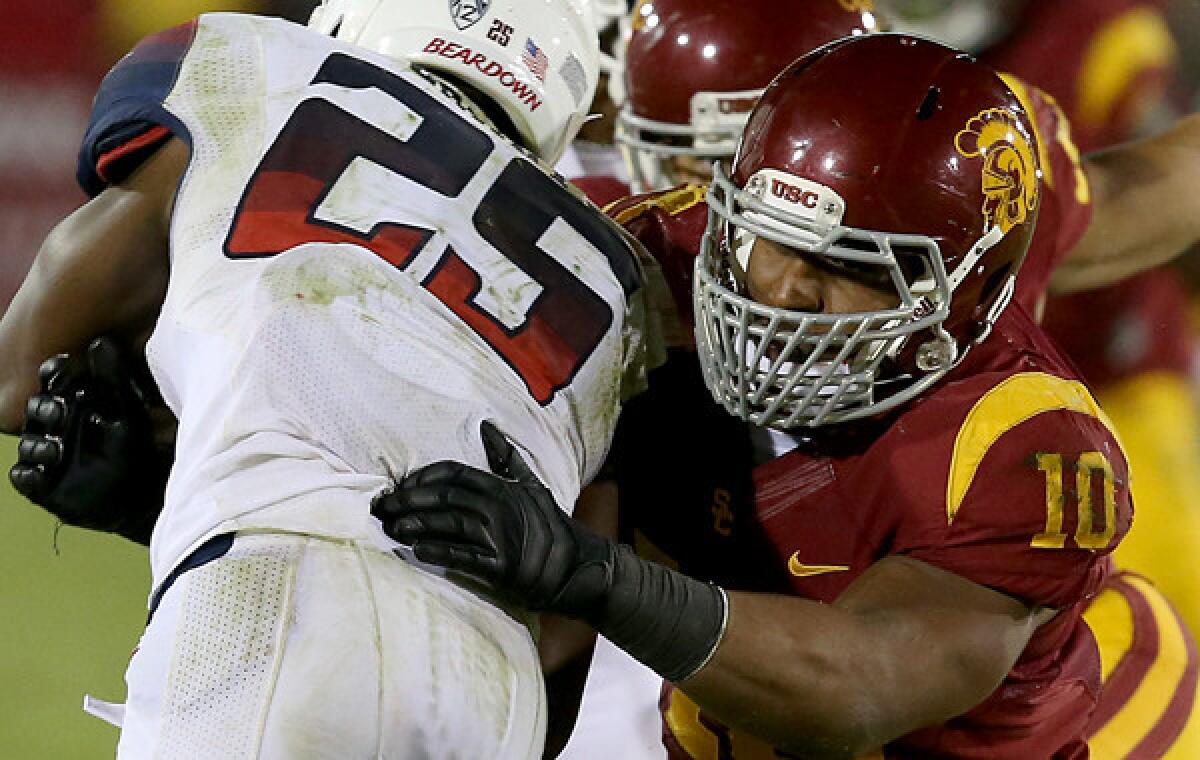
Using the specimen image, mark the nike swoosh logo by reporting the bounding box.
[788,553,850,577]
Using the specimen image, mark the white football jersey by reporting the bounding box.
[79,14,655,586]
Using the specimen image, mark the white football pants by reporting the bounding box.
[115,532,545,759]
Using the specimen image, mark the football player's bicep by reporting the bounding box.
[832,555,1052,726]
[0,136,186,432]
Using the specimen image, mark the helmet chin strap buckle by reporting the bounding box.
[915,336,958,371]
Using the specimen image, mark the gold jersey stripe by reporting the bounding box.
[1101,371,1200,636]
[664,688,784,760]
[1083,579,1138,683]
[663,687,719,760]
[1078,7,1176,130]
[100,0,255,56]
[607,184,708,226]
[998,72,1094,206]
[1088,575,1194,757]
[946,372,1121,524]
[998,74,1091,205]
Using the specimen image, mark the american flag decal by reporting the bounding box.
[521,38,549,82]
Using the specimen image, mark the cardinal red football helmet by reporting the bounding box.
[695,34,1042,428]
[616,0,883,191]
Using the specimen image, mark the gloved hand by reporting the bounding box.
[9,337,169,545]
[372,420,729,683]
[372,420,617,622]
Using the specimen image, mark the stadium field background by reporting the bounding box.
[0,439,149,757]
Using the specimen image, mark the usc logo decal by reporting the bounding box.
[836,0,875,12]
[955,109,1039,235]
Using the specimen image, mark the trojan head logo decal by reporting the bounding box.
[955,109,1039,235]
[449,0,490,31]
[836,0,875,12]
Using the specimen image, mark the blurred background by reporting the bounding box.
[5,0,1200,757]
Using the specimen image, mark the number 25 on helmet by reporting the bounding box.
[695,34,1041,429]
[308,0,600,164]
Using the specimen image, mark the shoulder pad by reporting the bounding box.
[606,183,708,226]
[891,369,1130,608]
[606,185,709,329]
[946,371,1122,525]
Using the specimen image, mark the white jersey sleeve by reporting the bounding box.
[78,13,653,586]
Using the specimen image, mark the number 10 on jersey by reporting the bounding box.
[1032,451,1117,551]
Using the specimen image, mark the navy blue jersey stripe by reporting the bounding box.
[76,19,198,196]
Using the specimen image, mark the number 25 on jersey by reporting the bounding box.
[224,53,639,405]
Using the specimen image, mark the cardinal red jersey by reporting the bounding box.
[572,174,632,208]
[982,0,1194,387]
[0,0,104,311]
[611,193,1133,758]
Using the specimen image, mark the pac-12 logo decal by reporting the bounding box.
[450,0,490,31]
[955,108,1039,235]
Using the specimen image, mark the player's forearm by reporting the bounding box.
[0,143,179,433]
[681,552,1053,756]
[677,592,915,757]
[595,561,967,756]
[0,230,77,433]
[1051,113,1200,293]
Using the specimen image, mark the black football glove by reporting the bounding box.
[9,337,169,545]
[372,420,617,622]
[372,420,728,682]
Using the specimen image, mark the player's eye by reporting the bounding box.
[805,254,896,293]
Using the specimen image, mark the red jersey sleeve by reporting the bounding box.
[1002,75,1094,312]
[606,184,709,333]
[897,372,1132,609]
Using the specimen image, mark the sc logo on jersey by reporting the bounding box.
[450,0,491,30]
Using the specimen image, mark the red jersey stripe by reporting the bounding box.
[1087,573,1200,757]
[1087,574,1160,730]
[95,124,172,183]
[1127,580,1199,756]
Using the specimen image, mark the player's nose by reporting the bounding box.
[758,254,824,313]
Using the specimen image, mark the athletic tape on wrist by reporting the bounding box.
[596,544,729,683]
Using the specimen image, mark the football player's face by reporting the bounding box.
[745,237,898,315]
[667,154,729,186]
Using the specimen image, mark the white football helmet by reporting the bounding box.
[581,0,628,75]
[309,0,600,164]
